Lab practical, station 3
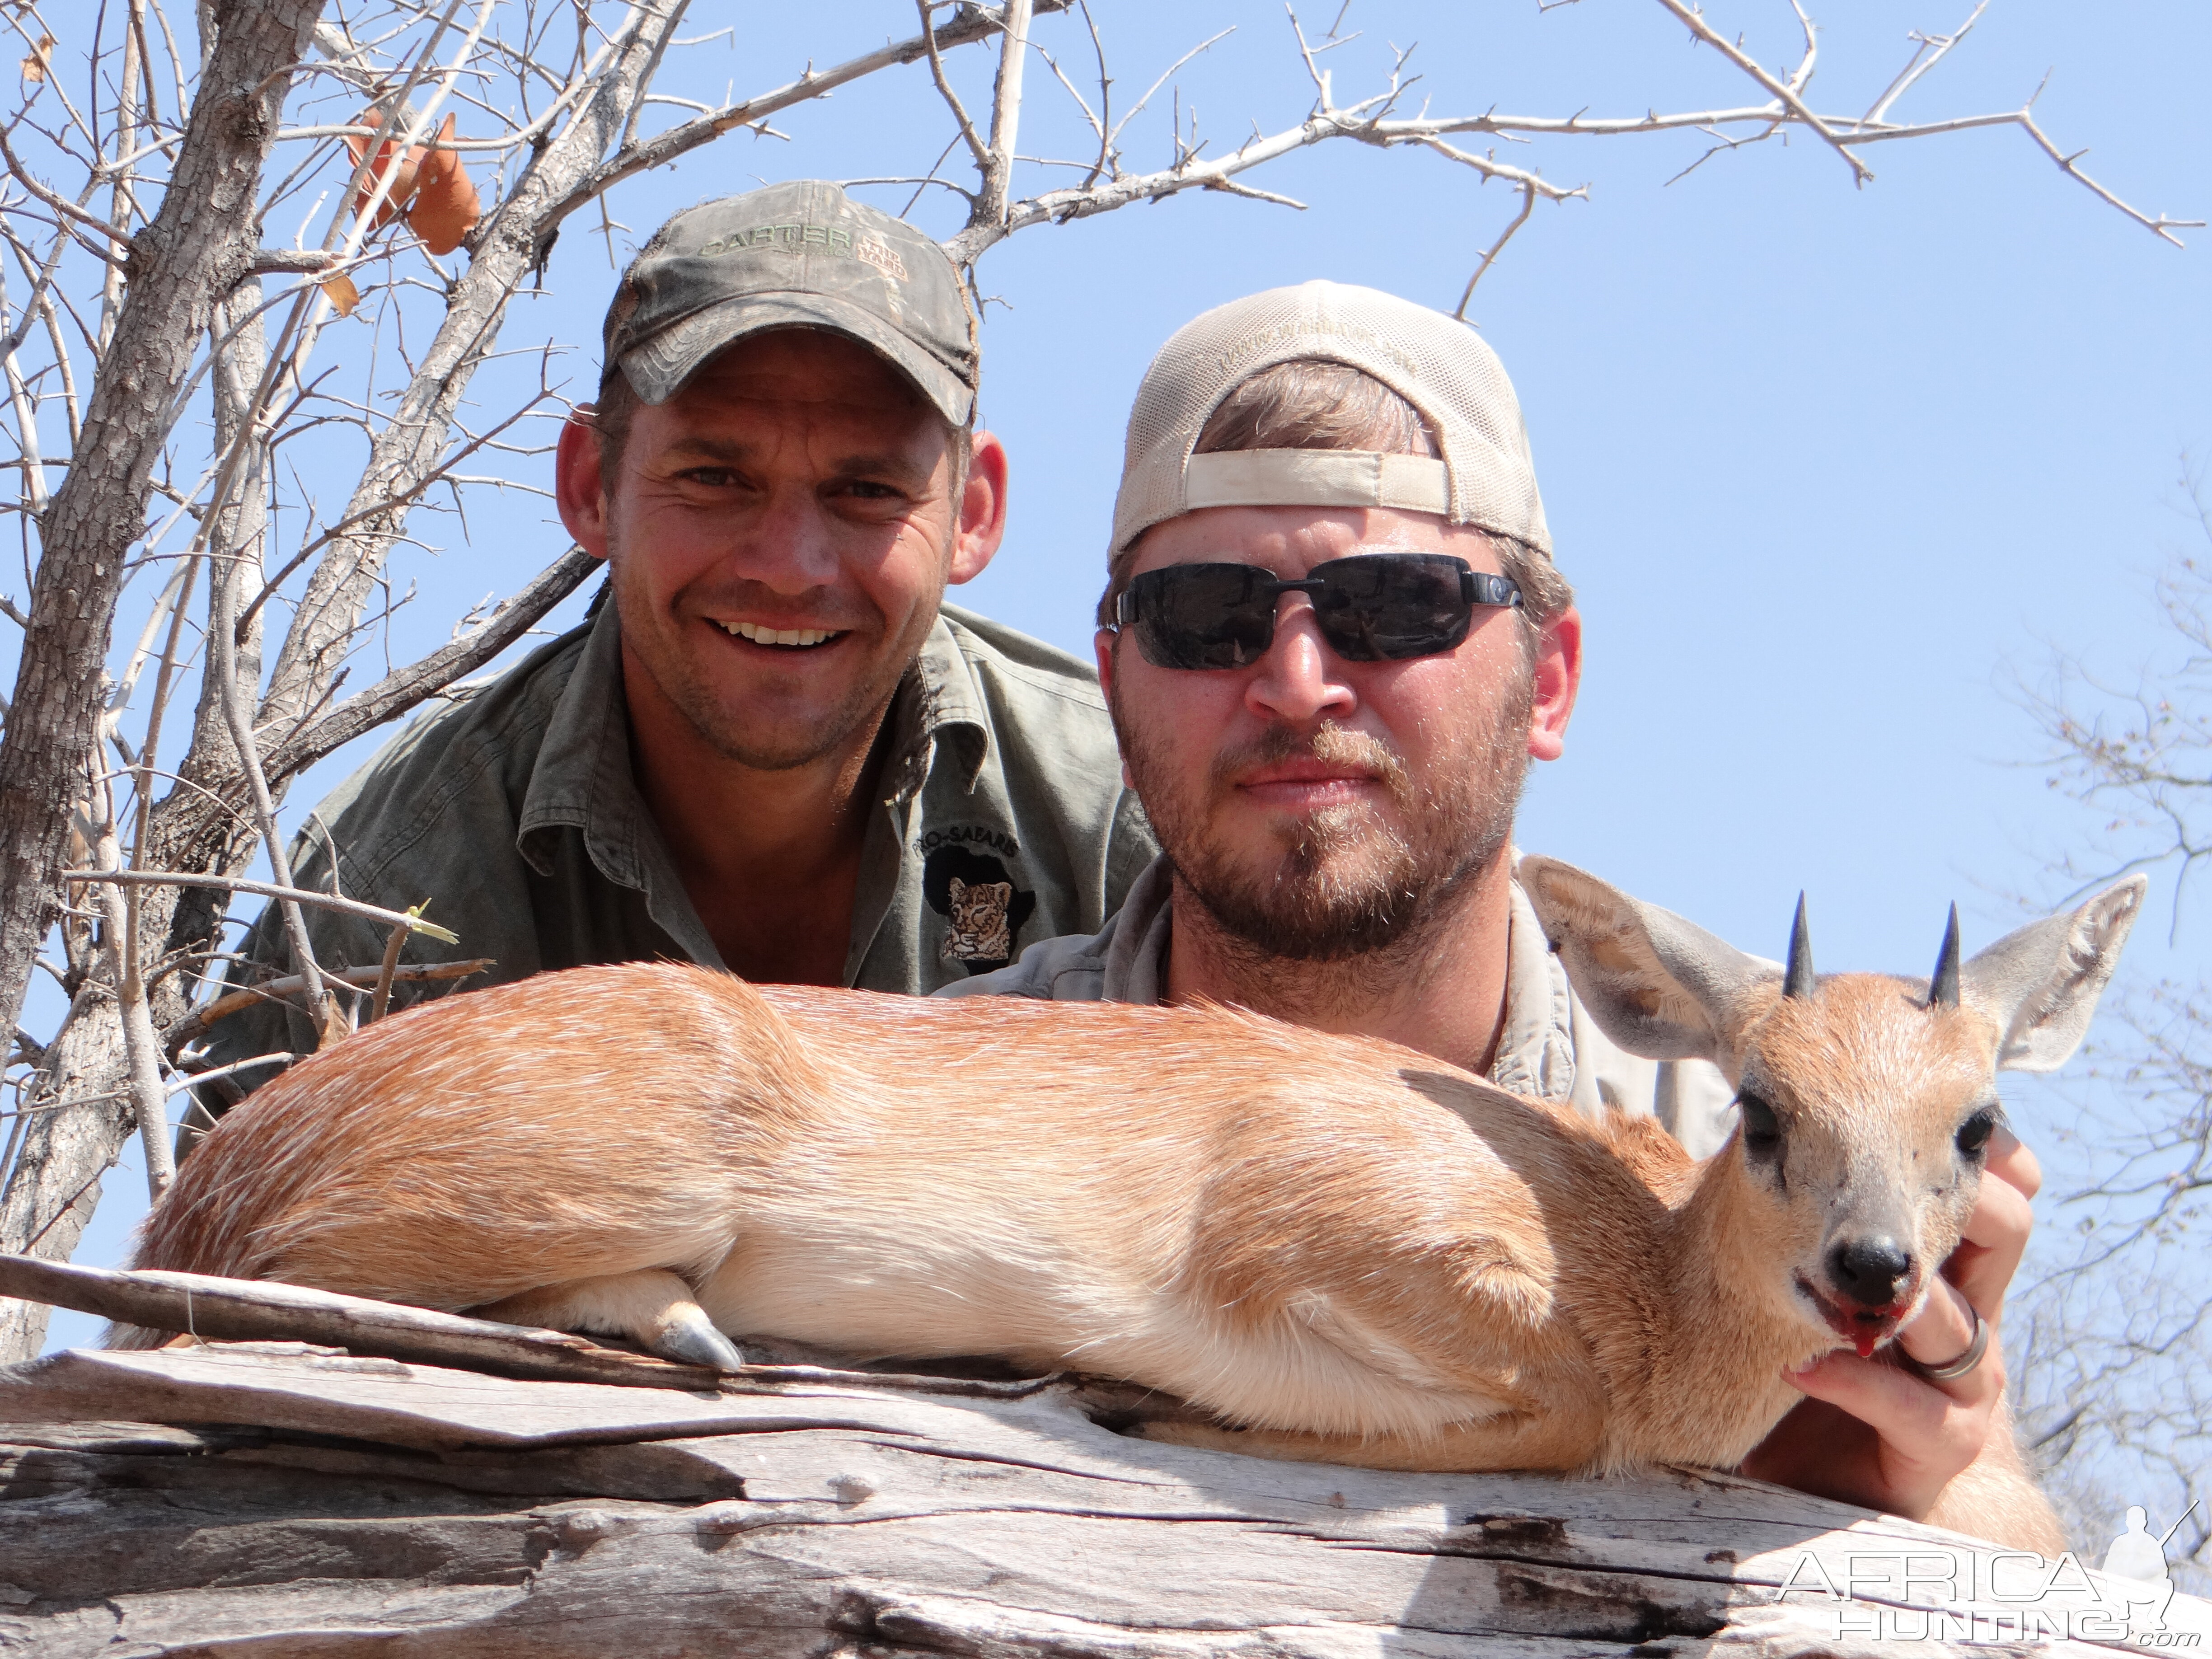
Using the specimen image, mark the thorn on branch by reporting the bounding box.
[1202,177,1306,211]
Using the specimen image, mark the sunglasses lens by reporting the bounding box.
[1308,555,1473,661]
[1129,564,1278,670]
[1122,555,1492,670]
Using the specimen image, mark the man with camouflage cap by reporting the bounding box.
[201,181,1153,1101]
[947,278,2055,1540]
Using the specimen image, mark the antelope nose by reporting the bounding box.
[1828,1237,1912,1309]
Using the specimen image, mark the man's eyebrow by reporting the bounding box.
[659,437,934,487]
[827,450,935,487]
[662,436,752,463]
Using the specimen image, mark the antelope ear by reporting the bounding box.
[1518,856,1778,1071]
[1959,876,2147,1072]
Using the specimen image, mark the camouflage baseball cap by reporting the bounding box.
[604,180,979,425]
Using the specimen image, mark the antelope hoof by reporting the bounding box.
[652,1308,744,1371]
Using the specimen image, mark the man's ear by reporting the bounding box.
[1518,855,1778,1071]
[1959,875,2146,1072]
[947,430,1009,586]
[1527,605,1581,763]
[1093,631,1137,792]
[556,409,612,561]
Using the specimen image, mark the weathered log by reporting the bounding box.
[4,1342,2205,1657]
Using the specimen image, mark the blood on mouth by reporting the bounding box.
[1795,1272,1904,1359]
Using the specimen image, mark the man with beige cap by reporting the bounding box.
[947,279,2050,1531]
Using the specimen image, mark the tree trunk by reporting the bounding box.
[0,265,283,1362]
[0,0,320,1061]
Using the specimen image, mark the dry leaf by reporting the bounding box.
[21,31,54,83]
[342,107,425,229]
[406,117,481,255]
[316,991,354,1051]
[320,273,361,317]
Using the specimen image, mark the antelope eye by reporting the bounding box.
[1738,1092,1781,1156]
[1957,1109,1996,1157]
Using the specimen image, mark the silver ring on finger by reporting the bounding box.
[1907,1307,1989,1383]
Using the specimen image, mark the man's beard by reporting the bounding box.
[1117,672,1534,965]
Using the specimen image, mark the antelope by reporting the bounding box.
[121,860,2142,1551]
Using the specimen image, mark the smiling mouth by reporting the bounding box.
[1793,1273,1908,1359]
[718,620,844,649]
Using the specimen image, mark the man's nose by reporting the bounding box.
[736,485,844,592]
[1243,599,1356,726]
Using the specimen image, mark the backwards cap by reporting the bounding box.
[1109,280,1551,561]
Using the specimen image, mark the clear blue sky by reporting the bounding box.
[37,1,2211,1352]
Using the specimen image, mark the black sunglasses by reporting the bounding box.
[1115,553,1522,671]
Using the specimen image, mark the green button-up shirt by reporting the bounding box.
[201,594,1156,1096]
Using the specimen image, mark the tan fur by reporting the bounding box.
[127,962,2044,1542]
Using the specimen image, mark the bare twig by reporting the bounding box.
[263,545,597,784]
[370,905,416,1022]
[1454,179,1539,319]
[974,0,1036,233]
[65,871,462,946]
[919,0,991,175]
[209,529,336,1042]
[1865,2,1988,126]
[545,4,1070,234]
[169,958,492,1047]
[1647,0,1869,186]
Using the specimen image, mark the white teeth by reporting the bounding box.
[724,621,838,647]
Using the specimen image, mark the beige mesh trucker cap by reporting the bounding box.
[1109,281,1551,559]
[605,181,979,426]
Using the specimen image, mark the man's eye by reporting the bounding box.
[680,468,743,488]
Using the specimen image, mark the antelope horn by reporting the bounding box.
[1928,903,1961,1010]
[1784,893,1815,1000]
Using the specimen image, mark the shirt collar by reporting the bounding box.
[517,597,645,882]
[1490,867,1580,1101]
[884,611,992,801]
[1101,855,1175,1004]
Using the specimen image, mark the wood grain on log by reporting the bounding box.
[3,1343,2205,1656]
